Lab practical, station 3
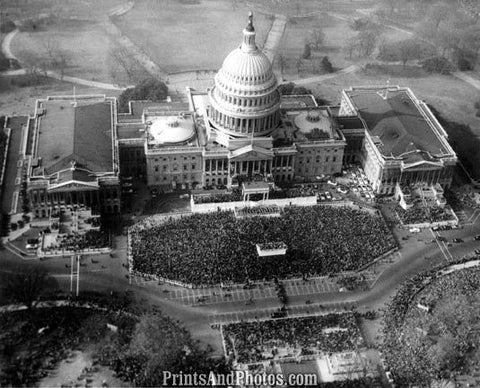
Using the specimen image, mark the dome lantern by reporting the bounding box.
[241,11,256,52]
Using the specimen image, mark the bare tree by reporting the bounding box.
[42,38,70,80]
[110,47,141,82]
[309,29,325,50]
[4,268,48,310]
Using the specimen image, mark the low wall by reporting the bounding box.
[0,127,11,190]
[39,247,111,258]
[191,196,318,213]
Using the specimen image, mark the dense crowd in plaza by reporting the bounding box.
[383,261,480,386]
[43,230,109,252]
[130,206,396,285]
[222,313,363,364]
[396,205,454,225]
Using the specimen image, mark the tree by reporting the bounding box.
[277,54,285,75]
[357,30,379,57]
[396,39,423,68]
[118,78,169,113]
[426,2,452,32]
[302,43,311,59]
[42,38,70,80]
[4,268,48,310]
[321,56,334,73]
[421,56,454,74]
[343,37,357,59]
[309,29,325,50]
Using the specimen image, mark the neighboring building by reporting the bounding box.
[27,95,120,218]
[338,86,457,194]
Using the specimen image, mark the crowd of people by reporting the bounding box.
[222,313,363,364]
[130,206,396,286]
[43,230,109,252]
[193,190,242,204]
[396,205,454,225]
[383,260,480,386]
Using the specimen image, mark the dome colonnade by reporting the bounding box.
[208,12,281,137]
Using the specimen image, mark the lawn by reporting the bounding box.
[113,0,273,74]
[11,18,140,85]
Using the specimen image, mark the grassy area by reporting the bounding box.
[1,0,124,21]
[113,0,273,73]
[11,18,140,85]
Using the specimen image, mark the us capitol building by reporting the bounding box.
[24,13,457,217]
[126,13,347,190]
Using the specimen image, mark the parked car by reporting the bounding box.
[26,238,39,250]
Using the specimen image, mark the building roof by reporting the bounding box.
[148,115,195,145]
[345,88,449,158]
[280,95,318,109]
[35,99,114,175]
[334,116,365,130]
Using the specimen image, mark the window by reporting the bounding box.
[192,164,196,170]
[326,156,329,162]
[333,156,337,162]
[184,165,188,171]
[154,166,159,172]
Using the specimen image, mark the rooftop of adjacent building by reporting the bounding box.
[145,112,198,147]
[33,96,115,176]
[344,86,453,159]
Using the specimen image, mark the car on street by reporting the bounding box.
[474,235,480,241]
[453,238,464,243]
[26,238,39,250]
[475,249,480,255]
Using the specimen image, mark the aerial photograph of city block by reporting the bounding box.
[0,0,479,387]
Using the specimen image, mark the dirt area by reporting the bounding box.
[39,350,128,388]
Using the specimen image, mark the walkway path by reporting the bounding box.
[263,14,287,63]
[1,28,19,60]
[452,71,480,91]
[289,64,359,86]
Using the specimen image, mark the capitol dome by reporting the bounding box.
[208,12,281,137]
